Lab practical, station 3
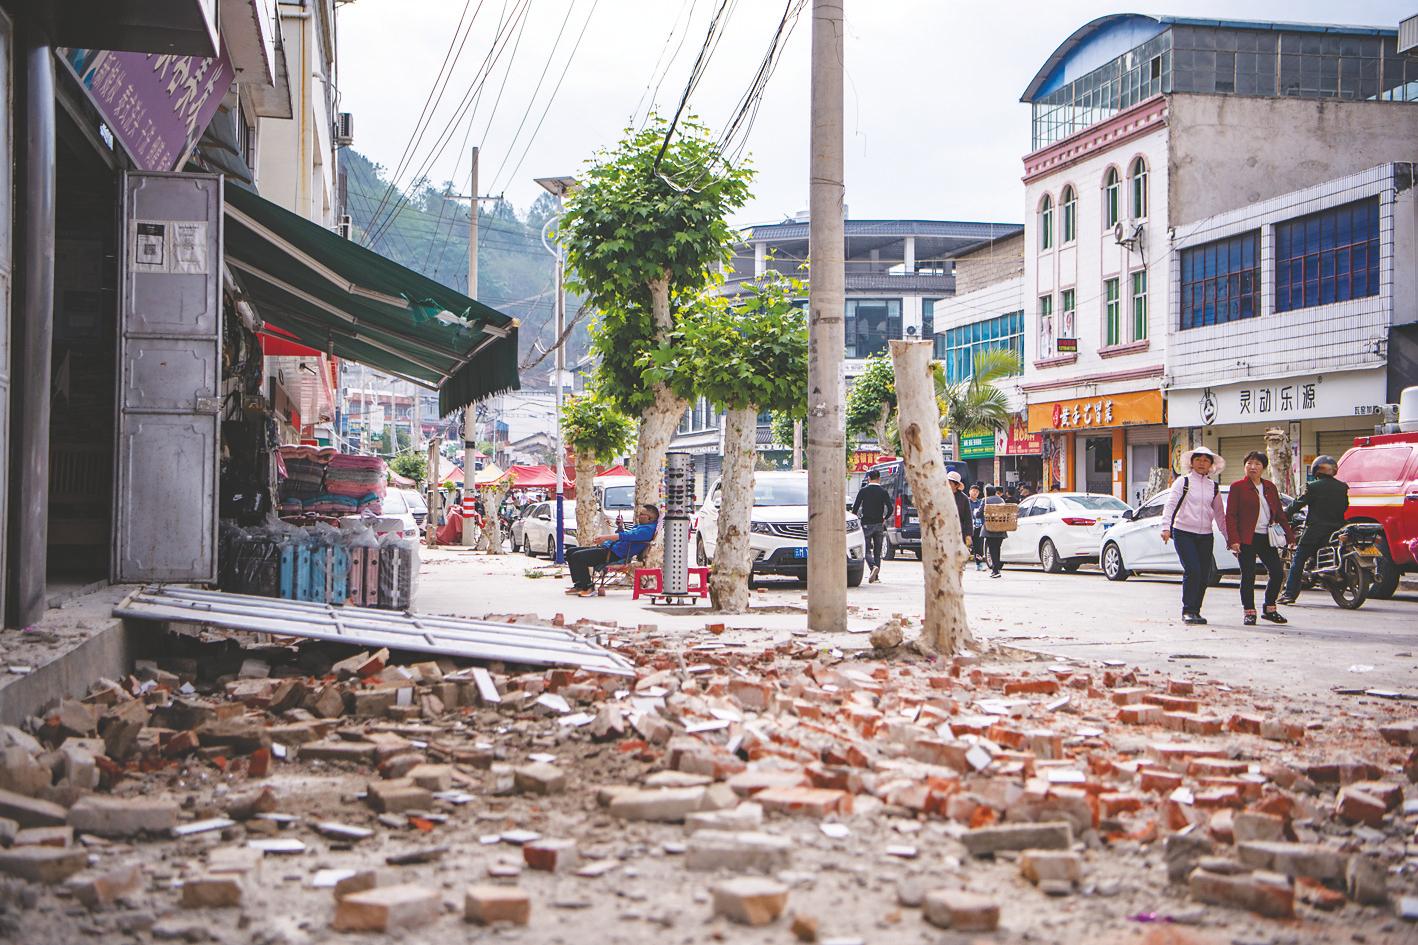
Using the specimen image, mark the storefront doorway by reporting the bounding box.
[1083,436,1113,495]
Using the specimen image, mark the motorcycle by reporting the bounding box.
[1287,520,1386,609]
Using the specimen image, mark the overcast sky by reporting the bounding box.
[338,1,1412,227]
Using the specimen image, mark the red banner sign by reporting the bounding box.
[998,418,1042,456]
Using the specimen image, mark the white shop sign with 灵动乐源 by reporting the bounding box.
[1168,368,1387,428]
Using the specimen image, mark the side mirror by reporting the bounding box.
[1122,509,1135,521]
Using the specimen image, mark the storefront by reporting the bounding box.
[958,432,995,484]
[992,417,1044,491]
[1027,390,1167,500]
[1166,368,1386,494]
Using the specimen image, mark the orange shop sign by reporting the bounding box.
[1028,389,1165,433]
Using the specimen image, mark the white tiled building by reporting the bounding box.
[1017,13,1418,503]
[1165,163,1417,485]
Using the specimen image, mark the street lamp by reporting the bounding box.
[535,175,577,565]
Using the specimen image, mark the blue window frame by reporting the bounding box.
[1180,231,1259,329]
[936,311,1024,384]
[1274,197,1380,313]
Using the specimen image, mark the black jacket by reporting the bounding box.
[953,489,972,544]
[852,482,891,526]
[1286,474,1349,545]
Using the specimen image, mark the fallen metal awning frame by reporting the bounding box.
[114,585,635,677]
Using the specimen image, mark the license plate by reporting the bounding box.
[1102,523,1114,531]
[792,547,808,559]
[1357,546,1382,557]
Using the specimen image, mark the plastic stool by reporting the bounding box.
[631,568,662,600]
[687,567,710,598]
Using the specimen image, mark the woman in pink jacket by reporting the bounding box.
[1160,446,1227,625]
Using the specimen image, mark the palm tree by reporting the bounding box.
[936,348,1021,438]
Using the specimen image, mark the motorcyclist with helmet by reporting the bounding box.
[1278,455,1348,604]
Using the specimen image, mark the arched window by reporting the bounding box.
[1130,157,1148,219]
[1104,168,1120,229]
[1039,195,1054,251]
[1061,185,1077,243]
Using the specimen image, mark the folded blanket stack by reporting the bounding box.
[276,448,388,515]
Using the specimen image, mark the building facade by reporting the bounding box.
[1165,163,1415,488]
[1019,13,1418,503]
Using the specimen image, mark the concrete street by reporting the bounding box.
[419,546,1418,703]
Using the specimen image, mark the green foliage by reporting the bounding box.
[562,394,636,462]
[769,411,797,450]
[845,354,898,446]
[389,452,428,484]
[641,271,807,414]
[937,348,1020,437]
[562,116,754,414]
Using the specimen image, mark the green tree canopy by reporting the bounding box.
[562,393,636,462]
[845,353,898,448]
[389,452,427,484]
[937,348,1020,437]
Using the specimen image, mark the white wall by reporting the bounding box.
[1166,164,1405,392]
[1023,124,1169,400]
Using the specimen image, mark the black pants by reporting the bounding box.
[1238,540,1284,611]
[861,523,885,570]
[1172,529,1213,615]
[1283,542,1322,599]
[567,546,612,588]
[985,536,1004,575]
[972,527,985,562]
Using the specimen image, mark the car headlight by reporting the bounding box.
[750,521,773,534]
[846,518,861,533]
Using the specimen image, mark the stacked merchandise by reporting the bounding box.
[276,447,386,516]
[217,518,418,611]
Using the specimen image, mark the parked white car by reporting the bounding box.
[400,488,428,528]
[696,471,866,587]
[1099,485,1293,583]
[372,488,420,540]
[999,492,1133,572]
[517,500,579,557]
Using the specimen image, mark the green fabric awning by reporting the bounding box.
[224,184,520,414]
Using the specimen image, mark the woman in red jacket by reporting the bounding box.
[1225,450,1294,625]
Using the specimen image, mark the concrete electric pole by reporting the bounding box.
[807,0,847,633]
[462,146,480,546]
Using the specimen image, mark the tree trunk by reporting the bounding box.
[710,406,756,613]
[479,480,510,553]
[634,273,685,569]
[574,452,600,540]
[1264,426,1293,494]
[889,340,974,655]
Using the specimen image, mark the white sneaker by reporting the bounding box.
[869,566,880,583]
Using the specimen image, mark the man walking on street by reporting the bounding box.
[982,485,1007,578]
[852,469,891,583]
[948,471,973,570]
[1279,455,1348,604]
[564,504,660,597]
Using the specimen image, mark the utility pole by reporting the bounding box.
[536,176,577,566]
[462,146,480,546]
[792,420,803,471]
[807,0,847,633]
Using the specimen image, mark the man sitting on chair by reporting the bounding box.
[565,504,660,597]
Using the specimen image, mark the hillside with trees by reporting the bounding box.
[340,149,591,387]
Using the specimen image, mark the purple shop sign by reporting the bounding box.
[60,47,234,173]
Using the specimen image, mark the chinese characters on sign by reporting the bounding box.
[1234,383,1316,417]
[999,418,1043,455]
[1050,399,1116,429]
[60,47,234,173]
[1027,390,1166,434]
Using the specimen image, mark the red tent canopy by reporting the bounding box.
[595,464,632,479]
[505,464,574,495]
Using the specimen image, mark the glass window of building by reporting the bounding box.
[1061,186,1077,243]
[1130,157,1148,219]
[1030,31,1172,149]
[1060,288,1076,341]
[1104,277,1121,346]
[1180,231,1260,329]
[1038,294,1055,358]
[1039,195,1054,251]
[1131,270,1149,341]
[922,298,941,340]
[1104,168,1121,230]
[1274,197,1380,312]
[844,299,902,359]
[940,311,1024,384]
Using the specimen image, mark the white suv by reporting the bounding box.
[696,471,866,587]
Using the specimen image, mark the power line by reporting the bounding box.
[630,0,699,127]
[653,0,739,173]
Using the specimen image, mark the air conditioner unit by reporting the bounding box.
[337,214,353,240]
[1113,221,1143,251]
[335,111,354,146]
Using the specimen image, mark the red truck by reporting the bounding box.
[1337,430,1418,599]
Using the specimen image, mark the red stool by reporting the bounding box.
[687,567,710,598]
[631,568,662,600]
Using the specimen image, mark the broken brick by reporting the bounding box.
[464,884,530,925]
[1189,869,1294,919]
[333,883,439,932]
[711,876,788,926]
[923,889,1000,931]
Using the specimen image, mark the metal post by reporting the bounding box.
[426,436,441,545]
[7,16,55,628]
[792,420,803,471]
[807,0,847,633]
[553,211,566,565]
[462,146,479,546]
